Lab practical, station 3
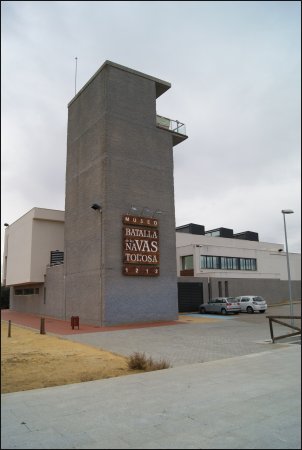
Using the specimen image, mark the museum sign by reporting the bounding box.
[122,214,160,276]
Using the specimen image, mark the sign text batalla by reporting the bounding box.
[122,214,160,277]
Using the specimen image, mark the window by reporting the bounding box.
[245,259,251,270]
[232,258,239,270]
[240,258,257,271]
[23,288,34,295]
[15,287,40,296]
[205,230,221,237]
[200,255,220,269]
[206,256,213,269]
[221,257,227,270]
[212,256,220,269]
[182,255,193,270]
[251,259,257,271]
[226,257,233,270]
[200,255,257,271]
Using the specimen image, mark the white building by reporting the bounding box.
[176,224,301,311]
[3,208,64,314]
[2,212,301,316]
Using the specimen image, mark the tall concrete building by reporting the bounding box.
[3,61,300,323]
[64,61,187,325]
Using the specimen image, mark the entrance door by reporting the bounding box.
[178,282,203,312]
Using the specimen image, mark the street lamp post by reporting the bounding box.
[281,209,294,326]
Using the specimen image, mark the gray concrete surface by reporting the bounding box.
[1,347,300,449]
[1,303,301,449]
[62,303,301,367]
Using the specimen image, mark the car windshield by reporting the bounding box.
[227,297,237,302]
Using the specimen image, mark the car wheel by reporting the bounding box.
[221,308,227,315]
[247,306,254,314]
[199,307,206,314]
[259,310,265,314]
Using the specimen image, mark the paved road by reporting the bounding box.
[1,303,301,449]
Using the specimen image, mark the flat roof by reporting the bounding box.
[68,60,171,107]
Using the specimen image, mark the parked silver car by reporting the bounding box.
[199,297,241,315]
[235,296,267,314]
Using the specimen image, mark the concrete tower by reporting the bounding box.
[64,61,187,325]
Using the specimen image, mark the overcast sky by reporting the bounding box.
[2,1,301,266]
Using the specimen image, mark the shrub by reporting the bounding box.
[127,351,171,371]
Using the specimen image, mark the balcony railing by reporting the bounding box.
[156,115,186,136]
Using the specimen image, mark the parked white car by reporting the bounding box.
[235,296,267,314]
[199,297,241,315]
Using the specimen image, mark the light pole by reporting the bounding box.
[281,209,294,326]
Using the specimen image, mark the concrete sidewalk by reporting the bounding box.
[1,346,300,449]
[1,303,301,449]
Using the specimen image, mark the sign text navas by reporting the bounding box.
[122,214,160,276]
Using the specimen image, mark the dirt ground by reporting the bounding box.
[1,321,143,394]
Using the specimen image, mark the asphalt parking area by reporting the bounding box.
[63,304,300,367]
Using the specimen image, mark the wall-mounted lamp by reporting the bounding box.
[127,205,139,215]
[91,203,102,211]
[152,209,163,218]
[4,223,9,227]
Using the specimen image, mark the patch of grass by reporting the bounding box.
[127,351,172,371]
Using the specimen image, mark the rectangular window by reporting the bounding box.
[206,256,213,269]
[240,258,246,270]
[221,257,227,270]
[212,256,220,269]
[226,257,233,270]
[238,258,257,271]
[245,259,251,270]
[15,289,23,296]
[251,259,257,271]
[232,258,239,270]
[205,230,221,237]
[200,256,207,269]
[23,288,34,295]
[200,256,220,269]
[15,287,40,296]
[182,255,193,270]
[200,255,256,271]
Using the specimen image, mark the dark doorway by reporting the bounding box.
[224,281,229,297]
[178,282,203,312]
